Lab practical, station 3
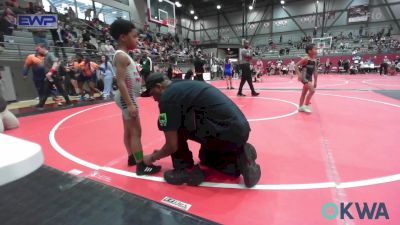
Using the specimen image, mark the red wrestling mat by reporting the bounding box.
[212,73,400,91]
[6,75,400,225]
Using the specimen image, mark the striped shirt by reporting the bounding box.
[113,50,141,109]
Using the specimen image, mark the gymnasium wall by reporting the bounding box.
[179,15,195,41]
[191,0,400,46]
[0,60,38,101]
[128,0,147,28]
[251,53,400,67]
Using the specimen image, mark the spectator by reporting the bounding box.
[184,69,194,80]
[160,62,170,78]
[82,30,91,43]
[338,58,344,67]
[339,42,344,49]
[79,57,102,101]
[193,52,205,81]
[211,63,218,80]
[395,56,400,66]
[324,58,331,74]
[288,60,295,79]
[99,40,115,57]
[84,42,97,55]
[99,55,115,99]
[344,59,350,73]
[67,7,76,19]
[5,0,18,8]
[33,44,72,110]
[64,56,79,96]
[64,24,77,47]
[85,8,93,21]
[50,21,68,59]
[140,52,152,83]
[396,57,400,72]
[0,9,15,51]
[26,2,36,14]
[387,25,393,37]
[380,56,389,75]
[30,11,49,47]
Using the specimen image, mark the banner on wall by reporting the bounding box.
[17,14,58,29]
[274,20,288,27]
[348,5,369,23]
[300,12,336,24]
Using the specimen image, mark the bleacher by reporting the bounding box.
[254,36,399,60]
[251,26,399,60]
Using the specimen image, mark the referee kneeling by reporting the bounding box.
[142,73,261,188]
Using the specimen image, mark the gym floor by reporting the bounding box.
[3,74,400,225]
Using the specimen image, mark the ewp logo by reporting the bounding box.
[17,14,58,29]
[322,202,389,220]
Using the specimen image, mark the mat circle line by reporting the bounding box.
[49,93,400,190]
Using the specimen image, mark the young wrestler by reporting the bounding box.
[296,44,318,113]
[110,19,161,175]
[224,57,234,89]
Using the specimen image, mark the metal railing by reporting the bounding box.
[0,41,99,60]
[0,41,196,66]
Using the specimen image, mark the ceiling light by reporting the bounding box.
[280,0,285,4]
[249,5,253,10]
[194,15,198,20]
[175,1,182,7]
[190,10,194,14]
[158,0,163,2]
[217,5,221,9]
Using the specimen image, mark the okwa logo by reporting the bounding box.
[322,202,389,220]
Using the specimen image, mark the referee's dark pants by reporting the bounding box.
[171,128,248,177]
[195,73,204,81]
[38,76,72,108]
[238,63,257,95]
[142,70,150,83]
[380,63,388,75]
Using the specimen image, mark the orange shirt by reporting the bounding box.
[73,61,81,70]
[25,54,44,66]
[80,61,99,77]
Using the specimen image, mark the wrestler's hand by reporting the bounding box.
[45,72,53,81]
[127,105,138,118]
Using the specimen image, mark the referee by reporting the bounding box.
[142,73,262,188]
[193,52,205,81]
[238,40,259,97]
